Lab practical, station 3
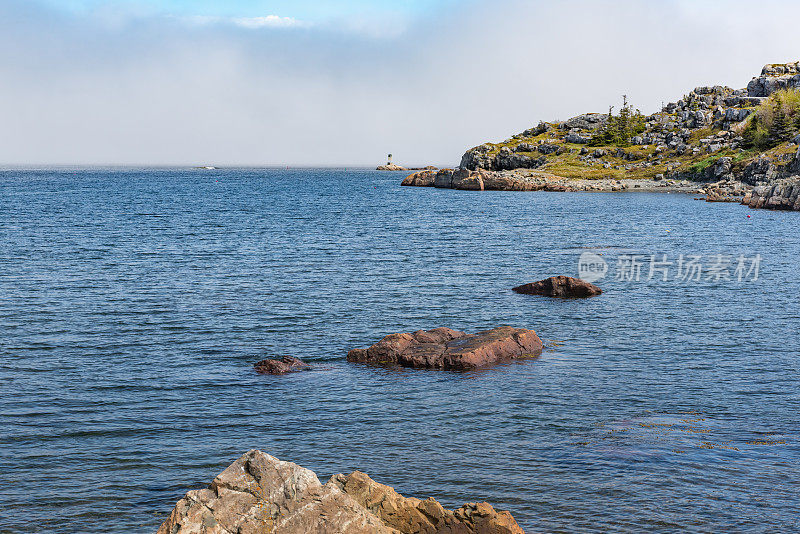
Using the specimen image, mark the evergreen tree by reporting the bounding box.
[589,96,647,147]
[768,101,793,147]
[741,120,758,149]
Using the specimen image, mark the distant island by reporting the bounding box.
[376,153,438,172]
[403,61,800,211]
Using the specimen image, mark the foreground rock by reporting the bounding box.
[513,276,602,298]
[158,450,524,534]
[253,356,310,375]
[347,326,542,370]
[743,176,800,210]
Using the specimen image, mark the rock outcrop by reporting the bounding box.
[747,62,800,98]
[512,276,602,298]
[403,168,651,192]
[347,326,543,370]
[254,356,310,375]
[401,169,451,187]
[158,450,525,534]
[703,179,749,203]
[331,471,524,534]
[377,164,408,171]
[743,176,800,210]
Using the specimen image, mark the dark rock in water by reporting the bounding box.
[347,326,542,370]
[254,356,310,375]
[513,276,602,298]
[158,450,525,534]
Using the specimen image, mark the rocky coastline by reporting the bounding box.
[742,176,800,210]
[402,167,705,193]
[158,450,524,534]
[402,62,800,212]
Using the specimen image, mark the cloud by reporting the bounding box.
[232,15,305,29]
[183,14,308,30]
[1,0,800,166]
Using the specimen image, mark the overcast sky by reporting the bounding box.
[2,0,800,166]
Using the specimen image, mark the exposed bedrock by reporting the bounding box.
[743,176,800,210]
[157,450,525,534]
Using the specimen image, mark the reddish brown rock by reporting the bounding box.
[159,450,525,534]
[513,276,602,298]
[254,356,310,375]
[434,169,456,188]
[401,170,439,187]
[347,326,542,370]
[451,168,486,190]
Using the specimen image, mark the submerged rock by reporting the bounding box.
[513,276,602,298]
[254,356,310,375]
[347,326,542,370]
[158,450,525,534]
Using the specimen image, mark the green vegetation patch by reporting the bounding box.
[742,89,800,150]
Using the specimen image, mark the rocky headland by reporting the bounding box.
[347,326,543,370]
[402,62,800,211]
[158,450,524,534]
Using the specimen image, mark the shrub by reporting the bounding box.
[742,89,800,149]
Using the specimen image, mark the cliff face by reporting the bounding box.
[458,62,800,186]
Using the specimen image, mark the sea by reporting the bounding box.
[1,167,798,533]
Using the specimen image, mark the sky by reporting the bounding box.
[2,0,800,166]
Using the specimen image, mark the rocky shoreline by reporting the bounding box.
[743,176,800,210]
[402,167,706,193]
[158,450,524,534]
[401,62,800,212]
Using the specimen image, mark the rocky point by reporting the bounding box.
[402,62,800,211]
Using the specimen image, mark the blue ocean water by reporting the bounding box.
[0,168,798,533]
